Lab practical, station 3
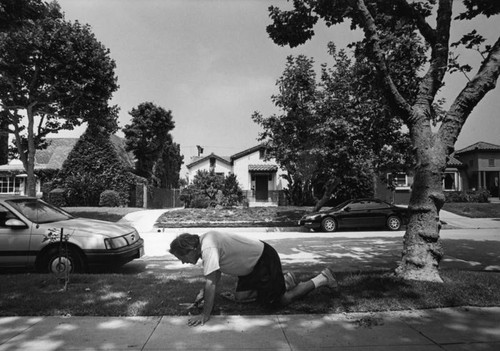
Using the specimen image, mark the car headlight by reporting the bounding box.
[104,236,128,249]
[303,214,321,221]
[105,230,140,250]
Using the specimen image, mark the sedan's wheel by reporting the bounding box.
[43,247,84,274]
[387,216,402,231]
[321,217,337,232]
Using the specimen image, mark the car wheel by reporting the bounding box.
[387,216,402,231]
[321,217,337,232]
[41,247,85,274]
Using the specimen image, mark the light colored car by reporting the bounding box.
[0,195,144,273]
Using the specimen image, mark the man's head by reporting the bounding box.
[169,233,201,264]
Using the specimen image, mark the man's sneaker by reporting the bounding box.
[284,271,298,291]
[321,268,338,289]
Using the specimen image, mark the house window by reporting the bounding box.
[388,173,409,188]
[0,176,22,194]
[443,172,458,191]
[489,159,495,167]
[209,157,216,170]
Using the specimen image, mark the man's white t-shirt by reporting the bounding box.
[200,231,264,277]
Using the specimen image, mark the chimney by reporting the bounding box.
[196,145,204,157]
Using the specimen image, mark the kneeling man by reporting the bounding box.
[169,231,337,326]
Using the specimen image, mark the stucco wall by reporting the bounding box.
[232,151,287,191]
[187,158,232,183]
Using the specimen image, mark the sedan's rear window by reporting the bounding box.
[6,199,73,224]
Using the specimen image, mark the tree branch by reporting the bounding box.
[415,0,452,109]
[438,35,500,151]
[394,0,436,45]
[354,0,413,122]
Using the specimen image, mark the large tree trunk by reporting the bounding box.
[25,106,37,197]
[395,119,446,282]
[0,119,8,165]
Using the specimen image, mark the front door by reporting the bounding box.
[485,172,499,197]
[255,175,268,201]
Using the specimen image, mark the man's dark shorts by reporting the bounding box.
[236,241,286,307]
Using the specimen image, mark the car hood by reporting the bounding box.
[302,211,330,218]
[39,218,135,238]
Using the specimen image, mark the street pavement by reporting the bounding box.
[1,209,499,351]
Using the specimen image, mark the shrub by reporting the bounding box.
[54,129,132,206]
[189,195,211,208]
[445,189,491,203]
[48,188,67,207]
[99,190,122,207]
[182,171,245,208]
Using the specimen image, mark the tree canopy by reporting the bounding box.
[123,101,182,188]
[253,42,415,208]
[266,0,500,282]
[0,0,119,196]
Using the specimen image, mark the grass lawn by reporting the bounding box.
[65,202,499,226]
[442,202,500,218]
[5,202,489,317]
[1,269,499,317]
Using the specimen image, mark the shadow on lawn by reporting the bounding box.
[2,235,499,317]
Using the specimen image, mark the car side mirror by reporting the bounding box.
[344,207,351,212]
[5,219,28,228]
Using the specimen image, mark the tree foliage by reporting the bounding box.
[123,101,182,188]
[151,141,183,189]
[253,43,414,207]
[54,127,133,206]
[0,0,119,196]
[266,0,500,282]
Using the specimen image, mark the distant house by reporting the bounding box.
[186,144,288,207]
[187,153,232,179]
[375,141,500,204]
[0,135,135,197]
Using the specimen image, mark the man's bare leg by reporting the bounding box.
[280,268,337,306]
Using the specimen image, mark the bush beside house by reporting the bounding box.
[180,170,244,208]
[99,190,122,207]
[49,129,138,207]
[444,189,490,203]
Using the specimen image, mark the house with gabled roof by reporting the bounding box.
[187,153,232,179]
[375,141,500,203]
[188,141,500,206]
[186,144,288,206]
[0,135,135,197]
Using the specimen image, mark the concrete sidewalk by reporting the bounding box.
[1,307,499,350]
[439,210,500,229]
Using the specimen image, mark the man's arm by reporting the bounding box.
[187,270,221,326]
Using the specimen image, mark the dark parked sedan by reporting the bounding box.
[299,198,409,232]
[0,195,144,273]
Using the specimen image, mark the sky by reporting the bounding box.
[55,0,500,174]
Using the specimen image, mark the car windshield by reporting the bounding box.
[6,199,74,224]
[333,200,351,210]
